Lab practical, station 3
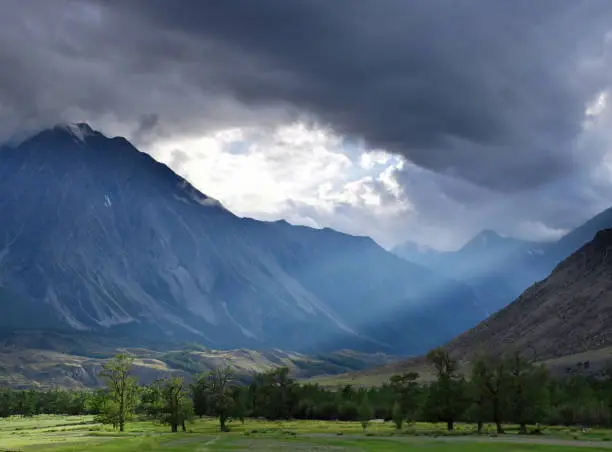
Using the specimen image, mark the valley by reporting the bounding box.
[3,125,612,449]
[4,3,612,450]
[3,124,612,388]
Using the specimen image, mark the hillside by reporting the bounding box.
[327,229,612,386]
[447,228,612,361]
[0,123,480,355]
[0,330,396,389]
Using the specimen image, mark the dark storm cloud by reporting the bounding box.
[96,0,612,190]
[1,0,612,191]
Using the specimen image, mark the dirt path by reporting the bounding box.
[303,433,612,448]
[197,435,220,451]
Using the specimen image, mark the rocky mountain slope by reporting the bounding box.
[0,124,480,354]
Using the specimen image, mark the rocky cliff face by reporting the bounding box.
[448,228,612,360]
[0,124,480,354]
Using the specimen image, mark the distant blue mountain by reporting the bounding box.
[394,214,612,314]
[0,124,482,355]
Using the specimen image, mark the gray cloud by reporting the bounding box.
[2,0,612,190]
[91,0,612,190]
[3,0,612,247]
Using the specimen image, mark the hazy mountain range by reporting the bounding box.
[3,123,612,364]
[448,228,612,362]
[0,124,480,355]
[392,209,612,314]
[334,227,612,384]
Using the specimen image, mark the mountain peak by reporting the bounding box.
[54,122,98,142]
[0,124,481,354]
[461,229,506,251]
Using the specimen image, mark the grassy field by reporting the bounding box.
[2,415,612,451]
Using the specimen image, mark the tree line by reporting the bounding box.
[2,350,612,433]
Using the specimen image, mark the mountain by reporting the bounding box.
[389,241,442,268]
[393,208,612,317]
[393,230,544,313]
[0,123,480,355]
[448,228,612,362]
[324,229,612,385]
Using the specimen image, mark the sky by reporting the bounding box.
[2,1,612,250]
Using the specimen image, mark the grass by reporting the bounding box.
[2,416,612,451]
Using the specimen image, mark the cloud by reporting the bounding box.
[3,1,612,249]
[3,1,612,187]
[149,123,412,246]
[86,1,612,190]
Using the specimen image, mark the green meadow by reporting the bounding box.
[3,415,612,452]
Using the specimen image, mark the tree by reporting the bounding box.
[230,386,246,424]
[0,389,15,418]
[14,390,36,417]
[506,353,549,434]
[248,367,298,420]
[94,395,120,429]
[392,400,403,430]
[99,353,138,432]
[390,372,420,423]
[471,354,509,434]
[466,378,489,434]
[266,367,297,420]
[425,348,468,431]
[341,384,356,402]
[358,393,373,432]
[193,366,236,431]
[156,377,194,432]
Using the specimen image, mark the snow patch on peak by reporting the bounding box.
[59,123,96,143]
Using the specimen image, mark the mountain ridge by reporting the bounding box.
[447,227,612,362]
[336,227,612,386]
[0,123,481,355]
[392,208,612,317]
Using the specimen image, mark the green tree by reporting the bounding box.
[341,384,355,402]
[249,367,298,420]
[358,393,373,432]
[425,348,468,431]
[99,353,138,432]
[389,371,420,423]
[471,354,509,434]
[506,353,549,434]
[156,377,194,432]
[94,395,120,429]
[14,390,36,417]
[392,400,403,430]
[193,366,236,431]
[230,386,246,424]
[465,378,489,434]
[0,389,15,418]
